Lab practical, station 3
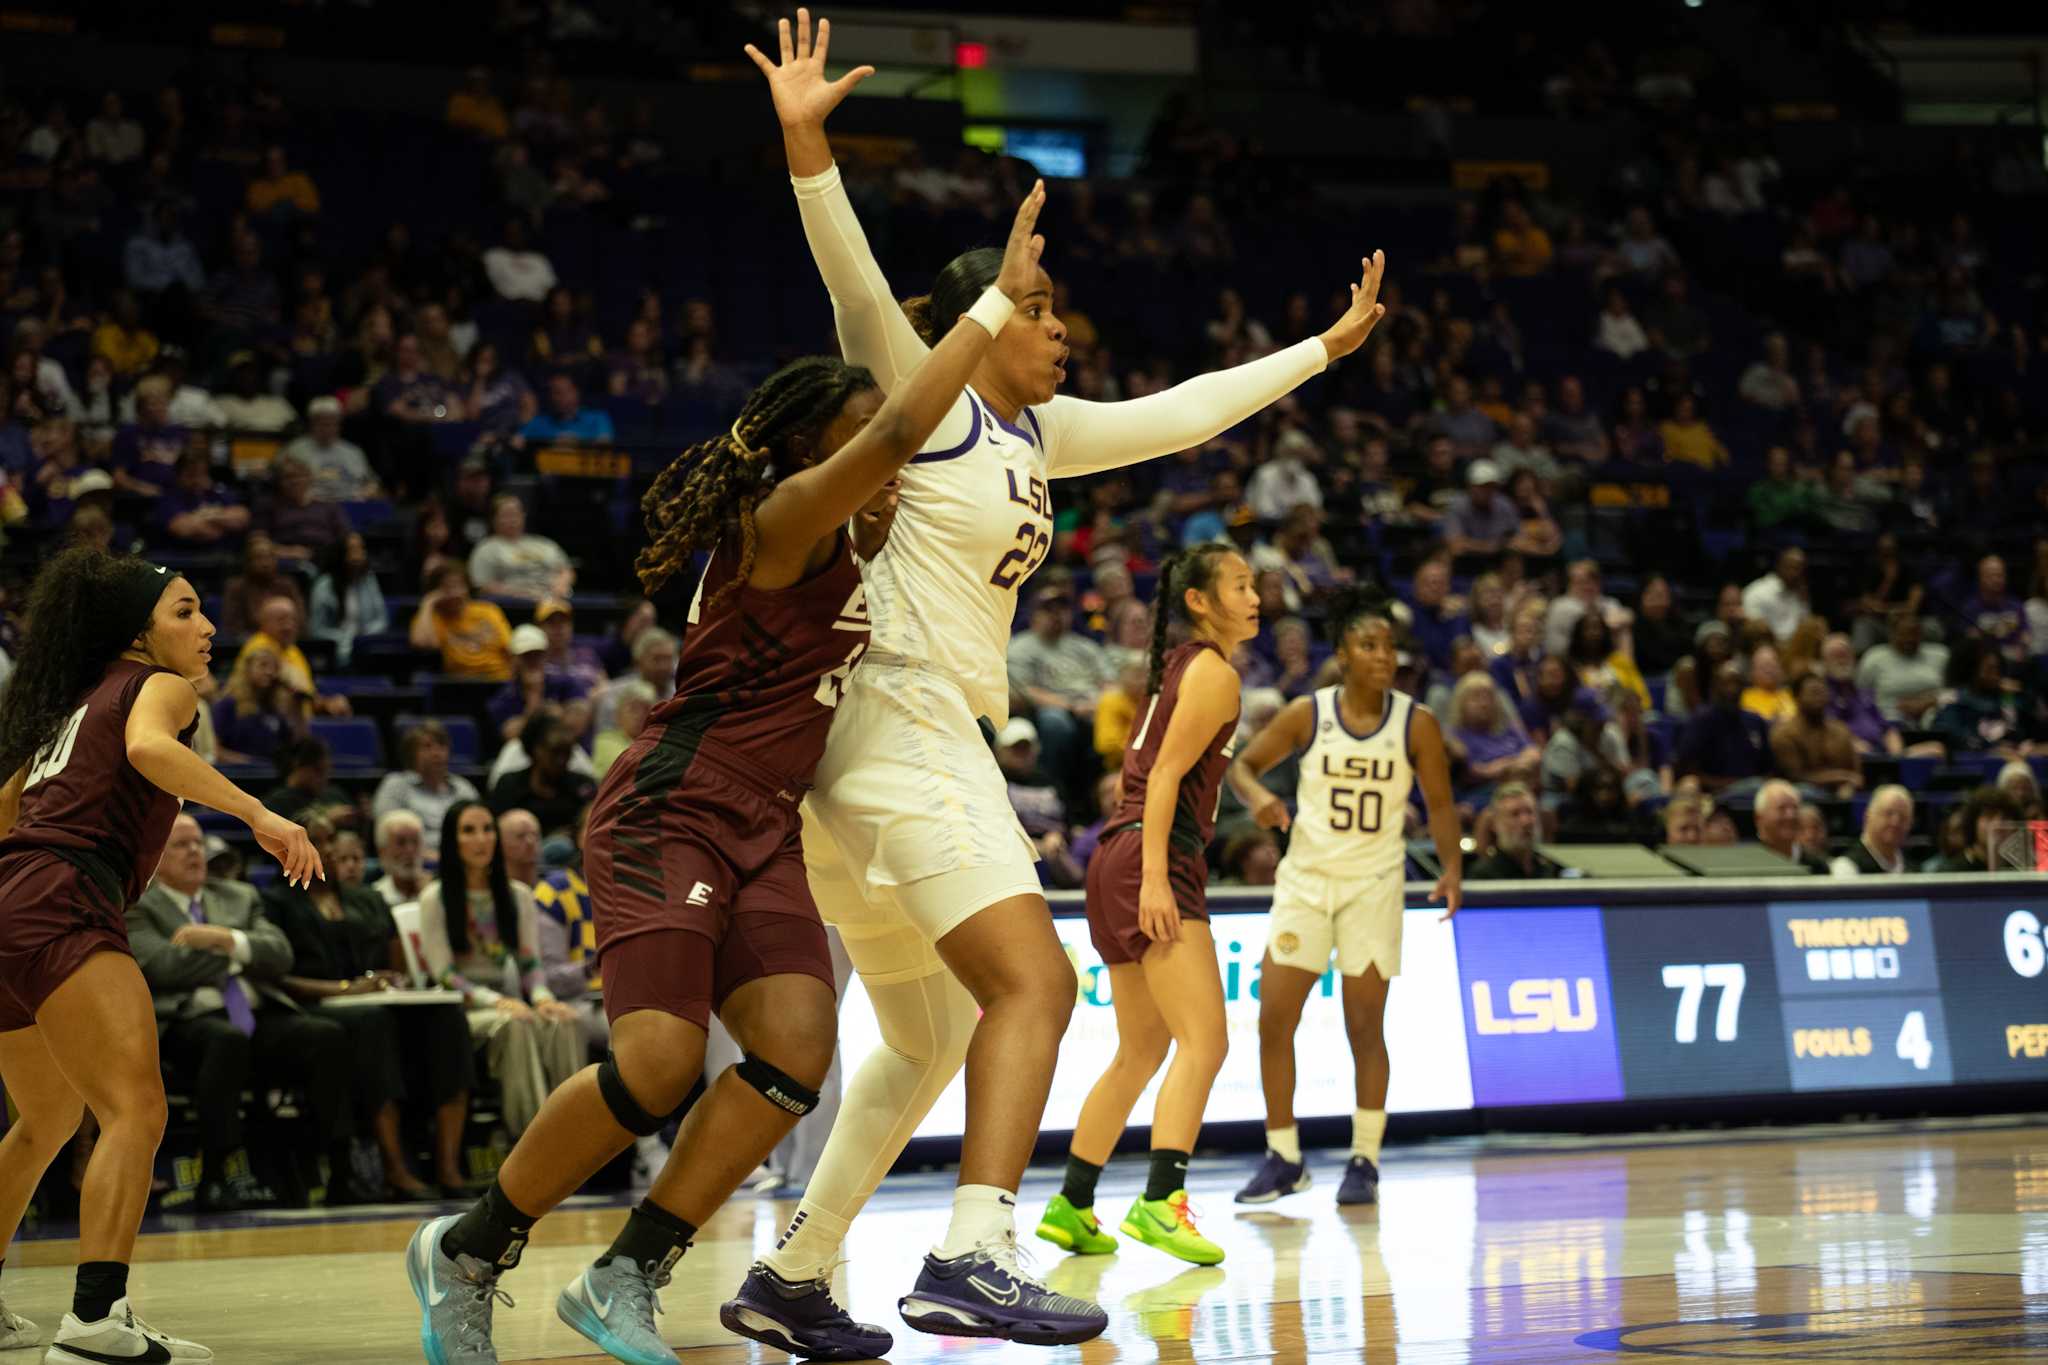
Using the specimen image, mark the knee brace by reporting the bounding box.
[735,1052,820,1117]
[596,1051,669,1136]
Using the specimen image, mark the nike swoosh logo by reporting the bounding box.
[52,1338,172,1364]
[967,1275,1021,1307]
[418,1232,448,1306]
[587,1276,614,1319]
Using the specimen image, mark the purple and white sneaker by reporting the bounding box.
[898,1233,1107,1345]
[719,1261,893,1361]
[1337,1156,1380,1205]
[1234,1150,1312,1204]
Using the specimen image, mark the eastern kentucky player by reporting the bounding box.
[1225,589,1461,1206]
[406,180,1045,1365]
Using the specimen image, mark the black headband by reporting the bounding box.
[112,559,177,649]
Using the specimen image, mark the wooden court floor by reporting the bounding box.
[7,1116,2048,1362]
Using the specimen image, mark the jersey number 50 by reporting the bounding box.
[1328,784,1383,833]
[990,521,1052,590]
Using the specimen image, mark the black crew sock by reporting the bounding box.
[1145,1148,1191,1202]
[74,1261,128,1323]
[441,1179,539,1271]
[1060,1154,1103,1211]
[602,1198,697,1274]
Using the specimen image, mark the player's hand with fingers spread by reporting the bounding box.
[1432,870,1462,922]
[744,8,876,131]
[1316,249,1389,361]
[1251,791,1292,833]
[993,180,1048,304]
[1139,874,1180,945]
[250,809,323,888]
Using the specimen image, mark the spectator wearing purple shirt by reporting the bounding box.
[153,448,251,549]
[1404,554,1471,673]
[258,454,351,563]
[1819,633,1898,754]
[462,341,534,435]
[110,374,189,498]
[1962,554,2027,663]
[604,318,669,405]
[1543,375,1610,464]
[534,598,607,697]
[1446,672,1541,804]
[375,334,466,426]
[1441,459,1522,556]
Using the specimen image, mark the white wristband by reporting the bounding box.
[964,286,1016,338]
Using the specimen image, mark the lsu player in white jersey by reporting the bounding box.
[1224,588,1461,1208]
[721,12,1390,1356]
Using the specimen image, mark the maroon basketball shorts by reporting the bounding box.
[585,732,833,1029]
[0,851,133,1032]
[1083,824,1211,967]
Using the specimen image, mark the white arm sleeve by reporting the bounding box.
[791,164,932,393]
[1038,338,1330,480]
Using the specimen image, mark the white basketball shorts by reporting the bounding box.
[1264,859,1405,980]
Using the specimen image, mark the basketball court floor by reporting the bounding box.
[6,1115,2046,1362]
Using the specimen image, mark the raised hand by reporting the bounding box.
[744,8,876,132]
[1316,249,1389,362]
[994,180,1048,304]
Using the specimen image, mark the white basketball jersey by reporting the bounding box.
[858,387,1053,724]
[1284,686,1416,882]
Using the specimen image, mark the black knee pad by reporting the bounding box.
[596,1052,668,1136]
[734,1052,819,1117]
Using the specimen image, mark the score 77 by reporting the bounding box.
[1661,963,1747,1043]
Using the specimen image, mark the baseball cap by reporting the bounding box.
[1694,619,1732,646]
[203,835,233,864]
[69,470,114,497]
[534,598,573,624]
[1466,459,1502,486]
[307,395,342,418]
[1225,501,1257,528]
[997,717,1039,748]
[510,624,549,655]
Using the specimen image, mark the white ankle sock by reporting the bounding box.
[934,1184,1017,1259]
[1353,1109,1387,1162]
[1267,1124,1302,1164]
[762,1200,852,1282]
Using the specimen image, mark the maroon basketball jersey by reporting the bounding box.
[1108,640,1239,853]
[650,530,869,789]
[0,659,195,914]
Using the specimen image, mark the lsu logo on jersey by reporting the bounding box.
[833,584,870,633]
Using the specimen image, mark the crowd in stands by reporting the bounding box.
[3,20,2047,1211]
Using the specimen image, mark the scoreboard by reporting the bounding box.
[838,877,2048,1142]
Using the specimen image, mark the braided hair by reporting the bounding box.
[1324,583,1400,650]
[1145,544,1239,695]
[635,357,876,602]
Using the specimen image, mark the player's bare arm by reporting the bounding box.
[1227,695,1314,831]
[1408,704,1462,919]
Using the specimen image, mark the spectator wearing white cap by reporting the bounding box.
[993,717,1083,889]
[282,395,380,501]
[1441,459,1522,556]
[490,623,591,742]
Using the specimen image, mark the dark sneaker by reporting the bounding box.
[898,1233,1107,1345]
[1234,1150,1311,1204]
[719,1261,894,1360]
[1336,1156,1379,1206]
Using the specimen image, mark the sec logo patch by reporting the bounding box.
[1276,932,1300,955]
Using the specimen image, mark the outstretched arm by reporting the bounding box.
[752,184,1046,578]
[750,10,931,392]
[127,672,323,888]
[1042,251,1387,479]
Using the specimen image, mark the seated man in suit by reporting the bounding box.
[129,814,370,1211]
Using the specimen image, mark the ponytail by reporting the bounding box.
[1143,542,1237,695]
